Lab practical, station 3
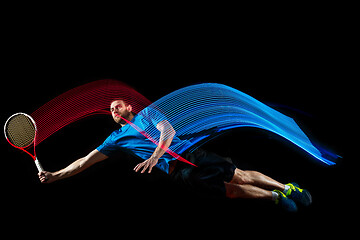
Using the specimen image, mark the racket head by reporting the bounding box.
[4,112,37,148]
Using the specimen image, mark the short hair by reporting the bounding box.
[110,99,128,105]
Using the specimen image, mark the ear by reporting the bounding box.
[127,104,133,112]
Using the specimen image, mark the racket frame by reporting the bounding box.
[4,112,44,172]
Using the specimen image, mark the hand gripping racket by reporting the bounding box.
[4,112,44,173]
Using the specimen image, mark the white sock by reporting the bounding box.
[283,184,290,195]
[272,191,279,201]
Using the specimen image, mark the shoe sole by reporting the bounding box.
[302,189,312,206]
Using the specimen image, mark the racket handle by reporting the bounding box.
[35,158,44,172]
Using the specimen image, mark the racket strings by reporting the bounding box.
[5,114,35,148]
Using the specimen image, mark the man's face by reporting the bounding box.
[110,100,131,124]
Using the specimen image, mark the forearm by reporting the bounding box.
[53,157,90,180]
[40,149,108,183]
[150,134,174,160]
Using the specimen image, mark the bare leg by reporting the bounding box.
[230,168,285,191]
[225,182,273,200]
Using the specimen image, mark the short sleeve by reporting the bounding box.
[139,106,167,127]
[96,132,119,157]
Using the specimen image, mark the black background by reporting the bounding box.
[2,8,353,237]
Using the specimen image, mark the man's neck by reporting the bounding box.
[120,113,135,127]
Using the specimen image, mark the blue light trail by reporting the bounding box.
[138,83,339,165]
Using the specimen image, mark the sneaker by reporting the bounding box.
[285,183,312,207]
[273,189,298,212]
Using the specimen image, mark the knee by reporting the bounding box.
[241,171,255,185]
[232,169,254,185]
[225,183,241,199]
[245,171,262,184]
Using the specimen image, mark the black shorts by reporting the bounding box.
[170,148,236,197]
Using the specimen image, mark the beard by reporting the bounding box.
[113,111,131,124]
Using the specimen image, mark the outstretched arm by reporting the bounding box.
[133,120,175,173]
[38,149,108,183]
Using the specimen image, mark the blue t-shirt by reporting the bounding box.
[96,107,182,173]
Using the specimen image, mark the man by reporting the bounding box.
[38,100,312,212]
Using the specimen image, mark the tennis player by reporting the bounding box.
[38,100,312,212]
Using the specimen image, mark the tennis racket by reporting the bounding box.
[4,112,44,173]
